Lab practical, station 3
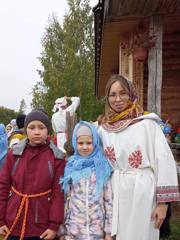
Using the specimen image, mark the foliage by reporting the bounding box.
[31,81,48,110]
[160,221,180,240]
[120,32,156,55]
[131,32,156,49]
[120,21,156,56]
[33,0,103,121]
[18,99,27,114]
[0,106,18,126]
[31,15,63,114]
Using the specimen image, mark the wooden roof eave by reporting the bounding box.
[93,0,104,97]
[93,0,180,98]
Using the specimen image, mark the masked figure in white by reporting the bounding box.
[52,96,80,152]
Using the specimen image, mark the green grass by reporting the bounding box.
[160,221,180,240]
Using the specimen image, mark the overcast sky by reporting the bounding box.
[0,0,97,113]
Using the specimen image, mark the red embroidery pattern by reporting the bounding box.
[104,146,116,162]
[128,149,143,168]
[156,186,180,202]
[102,119,134,132]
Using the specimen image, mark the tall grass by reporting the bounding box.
[160,221,180,240]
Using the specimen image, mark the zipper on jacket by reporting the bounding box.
[48,160,54,179]
[35,200,38,223]
[86,179,90,240]
[11,157,20,176]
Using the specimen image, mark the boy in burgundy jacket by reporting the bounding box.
[0,110,65,240]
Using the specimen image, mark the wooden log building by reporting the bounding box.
[93,0,180,145]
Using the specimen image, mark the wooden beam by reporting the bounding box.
[147,15,163,116]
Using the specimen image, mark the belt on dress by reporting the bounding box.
[111,168,153,236]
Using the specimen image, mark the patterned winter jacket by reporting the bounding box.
[64,172,113,240]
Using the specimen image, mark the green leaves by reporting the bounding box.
[0,107,18,126]
[32,0,103,121]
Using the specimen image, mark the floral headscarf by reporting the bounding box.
[102,74,145,132]
[60,121,112,199]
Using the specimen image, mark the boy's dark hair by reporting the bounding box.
[16,114,26,129]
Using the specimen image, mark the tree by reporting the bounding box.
[18,99,26,114]
[35,0,103,121]
[31,81,48,110]
[36,14,66,115]
[0,107,18,126]
[61,0,103,121]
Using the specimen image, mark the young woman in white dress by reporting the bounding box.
[97,74,180,240]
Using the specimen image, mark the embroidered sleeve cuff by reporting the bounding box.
[156,186,180,202]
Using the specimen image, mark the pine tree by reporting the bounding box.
[18,99,26,114]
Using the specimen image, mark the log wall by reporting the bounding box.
[143,31,180,137]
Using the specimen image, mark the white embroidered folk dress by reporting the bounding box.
[51,97,80,151]
[98,113,180,240]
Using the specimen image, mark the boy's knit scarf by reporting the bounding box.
[61,121,112,199]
